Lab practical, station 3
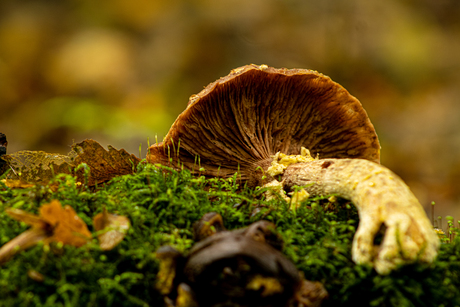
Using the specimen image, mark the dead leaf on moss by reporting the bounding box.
[93,208,130,250]
[0,200,91,265]
[40,199,92,247]
[2,151,73,184]
[3,139,140,187]
[72,139,141,187]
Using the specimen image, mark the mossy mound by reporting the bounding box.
[1,163,459,306]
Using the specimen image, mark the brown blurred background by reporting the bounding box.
[1,0,460,218]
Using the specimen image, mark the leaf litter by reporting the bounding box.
[0,199,130,265]
[2,139,140,187]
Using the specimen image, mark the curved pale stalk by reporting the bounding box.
[280,158,440,274]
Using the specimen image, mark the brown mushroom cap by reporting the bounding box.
[147,64,380,185]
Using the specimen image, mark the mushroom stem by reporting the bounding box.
[281,158,440,274]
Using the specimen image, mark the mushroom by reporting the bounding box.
[156,212,328,307]
[147,64,439,274]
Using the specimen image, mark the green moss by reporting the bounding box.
[1,163,459,306]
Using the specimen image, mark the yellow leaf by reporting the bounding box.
[0,200,92,265]
[40,200,91,247]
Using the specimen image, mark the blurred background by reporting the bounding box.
[1,0,460,218]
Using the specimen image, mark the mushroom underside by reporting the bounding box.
[147,64,380,184]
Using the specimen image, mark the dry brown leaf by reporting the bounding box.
[93,208,130,250]
[2,139,140,187]
[72,139,141,187]
[0,132,8,176]
[2,151,73,184]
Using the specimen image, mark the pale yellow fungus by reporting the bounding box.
[267,147,315,177]
[328,196,337,203]
[434,228,445,235]
[246,275,283,296]
[263,180,290,202]
[289,189,310,210]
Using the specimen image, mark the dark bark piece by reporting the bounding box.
[158,213,328,306]
[184,214,326,306]
[0,133,7,176]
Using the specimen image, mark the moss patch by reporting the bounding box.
[0,163,459,306]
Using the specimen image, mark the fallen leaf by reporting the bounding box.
[40,200,92,247]
[5,208,49,229]
[0,200,91,265]
[72,139,141,187]
[2,139,141,187]
[2,151,73,184]
[93,208,130,250]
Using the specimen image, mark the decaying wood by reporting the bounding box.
[281,158,439,274]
